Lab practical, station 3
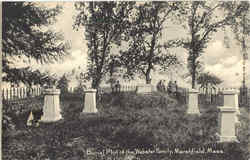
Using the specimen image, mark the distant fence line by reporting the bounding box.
[2,86,249,106]
[196,87,249,106]
[2,87,43,101]
[68,85,138,93]
[2,84,138,101]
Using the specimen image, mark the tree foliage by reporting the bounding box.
[197,72,222,94]
[2,67,57,87]
[74,2,135,89]
[181,1,242,89]
[222,2,250,61]
[2,2,70,86]
[120,2,182,84]
[56,74,69,94]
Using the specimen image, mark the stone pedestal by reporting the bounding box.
[81,89,98,113]
[40,89,62,122]
[217,107,237,142]
[187,89,200,115]
[222,90,240,123]
[137,84,153,94]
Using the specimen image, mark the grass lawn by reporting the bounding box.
[2,92,250,160]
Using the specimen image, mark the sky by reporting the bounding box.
[10,2,250,89]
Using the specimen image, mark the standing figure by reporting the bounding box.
[115,80,121,93]
[157,80,162,92]
[110,78,116,93]
[173,81,178,96]
[167,81,173,95]
[162,80,166,92]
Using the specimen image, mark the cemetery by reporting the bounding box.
[2,83,250,160]
[2,1,250,160]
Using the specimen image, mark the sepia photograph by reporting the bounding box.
[1,1,250,160]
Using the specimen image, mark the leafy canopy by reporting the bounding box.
[74,2,135,88]
[120,2,182,83]
[2,2,70,86]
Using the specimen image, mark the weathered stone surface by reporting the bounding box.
[187,89,200,115]
[81,89,98,113]
[26,111,34,126]
[222,89,240,123]
[40,89,62,122]
[217,106,237,142]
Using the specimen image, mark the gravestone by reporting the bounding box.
[137,84,153,94]
[217,107,237,142]
[81,89,98,113]
[40,88,62,122]
[222,89,240,123]
[26,111,34,126]
[187,89,200,115]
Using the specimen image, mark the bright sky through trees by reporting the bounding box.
[8,2,250,88]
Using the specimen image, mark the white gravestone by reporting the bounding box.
[217,107,237,142]
[187,89,200,115]
[82,89,98,113]
[137,84,153,94]
[222,90,240,123]
[40,88,62,122]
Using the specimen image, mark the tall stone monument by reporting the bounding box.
[217,89,240,142]
[81,89,98,113]
[40,88,62,122]
[217,107,237,142]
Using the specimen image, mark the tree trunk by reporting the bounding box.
[192,73,196,89]
[191,53,196,89]
[145,69,151,84]
[92,76,101,89]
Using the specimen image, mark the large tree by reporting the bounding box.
[181,1,243,89]
[120,2,182,84]
[222,2,250,89]
[2,2,70,86]
[74,2,135,89]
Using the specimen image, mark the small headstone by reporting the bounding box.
[27,111,34,126]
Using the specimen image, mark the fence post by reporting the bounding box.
[10,88,12,100]
[6,89,8,100]
[19,88,21,99]
[2,89,4,101]
[15,88,17,99]
[23,88,26,98]
[20,88,22,99]
[16,88,19,99]
[17,88,19,99]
